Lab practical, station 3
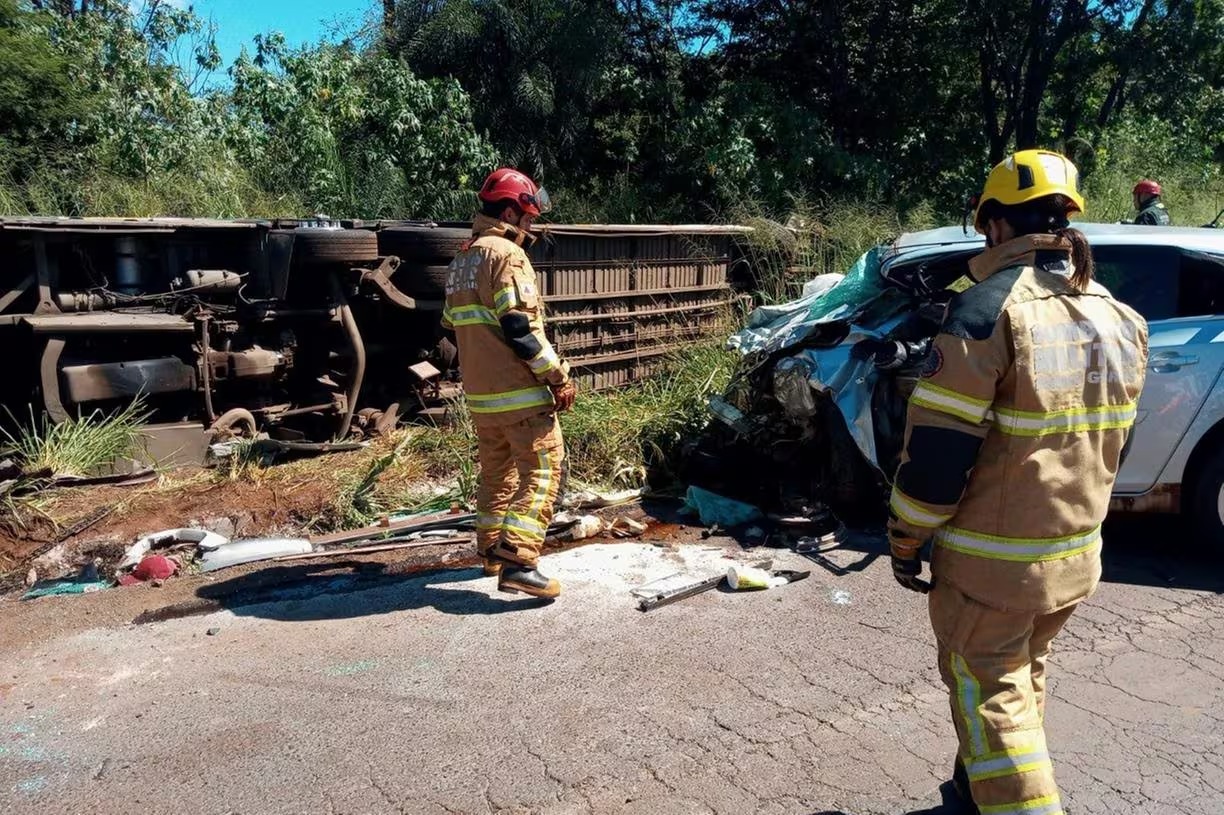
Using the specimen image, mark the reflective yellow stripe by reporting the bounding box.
[911,382,992,424]
[493,286,519,315]
[503,511,547,541]
[991,402,1137,437]
[889,488,954,529]
[527,347,560,375]
[528,447,553,515]
[950,653,986,757]
[936,525,1101,562]
[476,513,503,530]
[979,793,1063,815]
[966,746,1052,782]
[466,386,554,414]
[447,304,499,327]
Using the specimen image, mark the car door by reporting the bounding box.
[1098,245,1224,494]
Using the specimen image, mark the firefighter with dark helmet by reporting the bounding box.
[887,150,1149,814]
[442,168,575,599]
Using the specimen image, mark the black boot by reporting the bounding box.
[951,759,980,814]
[497,563,561,599]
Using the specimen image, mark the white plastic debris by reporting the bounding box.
[120,528,229,570]
[199,538,313,572]
[725,564,789,590]
[609,517,648,538]
[208,441,243,459]
[561,488,644,510]
[568,515,605,541]
[552,509,580,525]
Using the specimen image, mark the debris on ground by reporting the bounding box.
[271,536,472,562]
[725,564,811,590]
[567,515,605,541]
[633,570,727,612]
[681,485,763,527]
[117,554,180,586]
[608,517,647,538]
[561,488,644,510]
[23,562,110,600]
[119,528,228,570]
[210,436,369,465]
[200,537,313,572]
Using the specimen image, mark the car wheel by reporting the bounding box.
[1189,447,1224,548]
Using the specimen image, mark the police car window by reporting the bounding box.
[1091,245,1178,321]
[1177,251,1224,318]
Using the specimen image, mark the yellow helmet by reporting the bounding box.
[973,149,1085,233]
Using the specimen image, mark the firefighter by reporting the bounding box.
[442,168,576,600]
[1132,179,1172,225]
[887,150,1148,814]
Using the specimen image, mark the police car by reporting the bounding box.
[882,223,1224,545]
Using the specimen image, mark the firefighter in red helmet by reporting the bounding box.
[442,168,574,599]
[1132,179,1171,225]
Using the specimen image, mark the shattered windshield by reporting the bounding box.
[727,246,909,356]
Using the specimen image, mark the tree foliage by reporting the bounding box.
[228,35,493,218]
[1,0,1221,222]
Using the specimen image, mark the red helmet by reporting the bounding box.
[478,168,552,217]
[1133,179,1162,198]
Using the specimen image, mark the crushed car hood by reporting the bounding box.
[726,247,911,468]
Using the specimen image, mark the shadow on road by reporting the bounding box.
[1098,516,1224,593]
[788,515,1224,594]
[196,562,553,621]
[806,782,968,815]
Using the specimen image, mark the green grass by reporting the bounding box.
[1,154,304,219]
[560,340,736,490]
[214,341,734,530]
[1,399,150,477]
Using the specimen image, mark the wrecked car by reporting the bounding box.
[689,224,1224,547]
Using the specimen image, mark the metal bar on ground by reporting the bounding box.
[272,536,473,562]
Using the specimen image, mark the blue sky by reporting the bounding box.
[190,0,374,68]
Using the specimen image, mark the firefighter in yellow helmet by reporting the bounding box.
[442,168,576,599]
[887,150,1149,814]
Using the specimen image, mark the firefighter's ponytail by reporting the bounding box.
[999,193,1095,292]
[1058,226,1094,292]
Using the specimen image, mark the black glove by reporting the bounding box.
[892,554,932,593]
[890,532,932,594]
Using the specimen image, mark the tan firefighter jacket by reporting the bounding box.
[887,234,1149,612]
[442,214,571,427]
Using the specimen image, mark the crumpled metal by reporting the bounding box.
[776,314,908,469]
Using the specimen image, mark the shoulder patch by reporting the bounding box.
[942,266,1022,341]
[920,346,943,378]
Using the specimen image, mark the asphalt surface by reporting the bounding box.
[2,523,1223,815]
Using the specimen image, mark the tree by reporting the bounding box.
[227,35,494,218]
[0,0,89,166]
[390,0,622,184]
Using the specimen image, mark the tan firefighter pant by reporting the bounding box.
[474,413,564,568]
[930,580,1078,815]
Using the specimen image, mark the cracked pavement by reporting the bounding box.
[1,521,1222,815]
